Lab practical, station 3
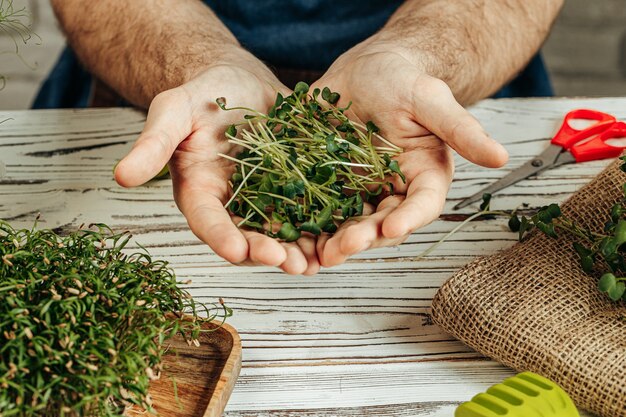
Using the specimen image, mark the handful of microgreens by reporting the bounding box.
[0,221,231,417]
[216,81,405,242]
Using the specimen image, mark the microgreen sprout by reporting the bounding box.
[217,82,405,241]
[424,156,626,305]
[0,220,231,417]
[508,155,626,302]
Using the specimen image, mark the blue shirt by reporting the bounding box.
[33,1,552,108]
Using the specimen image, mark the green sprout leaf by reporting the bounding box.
[546,203,561,218]
[388,160,406,183]
[366,121,380,134]
[300,221,321,236]
[536,222,558,238]
[274,93,284,107]
[283,179,305,200]
[321,87,331,101]
[518,216,534,241]
[328,92,340,105]
[311,165,336,185]
[615,220,626,245]
[277,222,301,242]
[581,255,594,274]
[537,209,553,224]
[479,193,492,211]
[294,81,309,95]
[316,205,334,229]
[598,272,616,293]
[508,214,521,232]
[216,97,227,109]
[608,281,626,301]
[325,134,340,153]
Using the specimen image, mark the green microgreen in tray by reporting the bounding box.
[216,81,405,242]
[0,220,231,417]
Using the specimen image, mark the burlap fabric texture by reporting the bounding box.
[432,158,626,417]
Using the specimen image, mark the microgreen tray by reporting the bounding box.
[127,320,241,417]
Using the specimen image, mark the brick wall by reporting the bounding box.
[0,1,625,110]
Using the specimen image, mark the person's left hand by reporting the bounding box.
[311,39,510,267]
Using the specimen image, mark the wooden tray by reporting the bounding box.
[129,321,242,417]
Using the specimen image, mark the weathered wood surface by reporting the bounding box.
[3,98,625,416]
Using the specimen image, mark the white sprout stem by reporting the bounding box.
[350,120,402,151]
[335,138,370,158]
[236,211,255,227]
[223,162,262,209]
[240,194,272,225]
[319,161,375,168]
[413,210,499,260]
[217,153,282,175]
[251,191,298,206]
[228,135,292,154]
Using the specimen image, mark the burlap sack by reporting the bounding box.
[432,158,626,417]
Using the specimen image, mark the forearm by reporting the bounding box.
[51,0,243,107]
[374,0,563,104]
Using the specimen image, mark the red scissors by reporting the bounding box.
[455,109,626,210]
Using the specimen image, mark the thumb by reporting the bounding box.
[115,90,193,187]
[415,78,509,168]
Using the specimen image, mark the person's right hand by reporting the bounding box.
[114,48,321,275]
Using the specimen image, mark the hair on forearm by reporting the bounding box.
[51,0,240,107]
[379,0,564,103]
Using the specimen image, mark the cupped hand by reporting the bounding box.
[114,49,320,275]
[312,40,509,267]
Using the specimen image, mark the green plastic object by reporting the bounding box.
[455,372,580,417]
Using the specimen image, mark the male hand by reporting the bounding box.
[312,40,509,267]
[114,49,320,275]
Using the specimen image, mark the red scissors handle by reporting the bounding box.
[551,109,616,149]
[570,121,626,162]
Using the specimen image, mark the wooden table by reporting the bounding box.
[3,97,623,416]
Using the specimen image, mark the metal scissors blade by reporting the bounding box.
[453,144,563,210]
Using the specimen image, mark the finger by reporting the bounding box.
[319,198,403,267]
[319,230,350,268]
[296,236,321,275]
[115,89,193,187]
[337,197,405,255]
[182,194,250,264]
[278,242,309,275]
[241,229,288,267]
[414,78,508,168]
[316,233,332,267]
[382,167,450,239]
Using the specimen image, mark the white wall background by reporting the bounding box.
[0,0,625,110]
